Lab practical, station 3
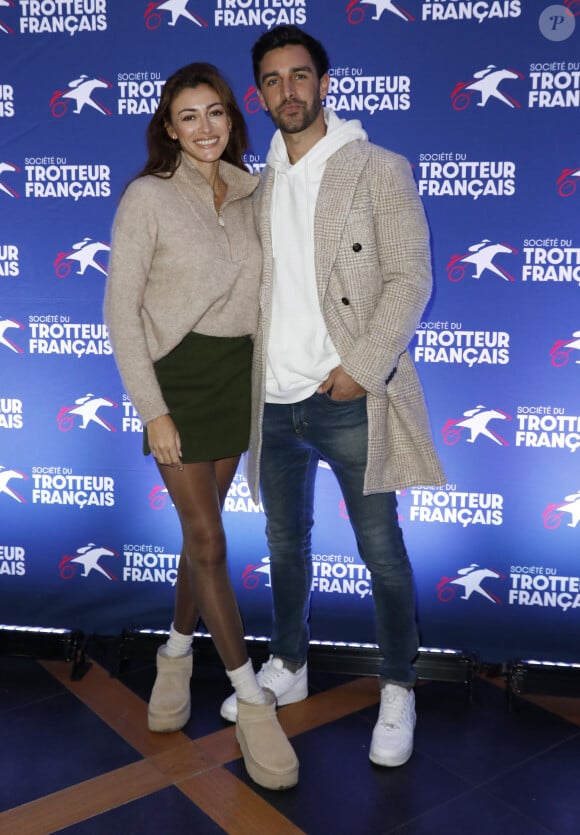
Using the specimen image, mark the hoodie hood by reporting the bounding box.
[266,108,368,174]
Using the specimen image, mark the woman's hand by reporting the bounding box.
[147,414,183,470]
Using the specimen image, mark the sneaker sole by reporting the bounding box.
[369,748,413,767]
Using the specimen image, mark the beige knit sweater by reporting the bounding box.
[104,153,261,425]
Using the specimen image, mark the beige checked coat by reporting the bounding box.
[245,139,445,499]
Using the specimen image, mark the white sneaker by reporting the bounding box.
[369,684,416,767]
[220,655,308,722]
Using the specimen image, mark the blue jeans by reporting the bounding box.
[260,392,419,685]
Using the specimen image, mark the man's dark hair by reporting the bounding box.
[251,25,330,88]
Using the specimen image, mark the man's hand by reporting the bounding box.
[147,414,183,469]
[317,366,366,400]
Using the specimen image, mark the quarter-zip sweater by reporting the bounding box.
[104,153,261,425]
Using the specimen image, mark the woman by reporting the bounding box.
[104,63,298,791]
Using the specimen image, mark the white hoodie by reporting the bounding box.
[265,109,368,404]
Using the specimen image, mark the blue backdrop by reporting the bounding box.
[1,0,579,664]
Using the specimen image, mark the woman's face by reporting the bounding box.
[166,83,230,170]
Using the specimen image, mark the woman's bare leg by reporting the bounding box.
[159,457,247,670]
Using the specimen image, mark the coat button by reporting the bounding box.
[341,297,350,305]
[352,243,362,252]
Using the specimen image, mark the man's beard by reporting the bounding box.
[271,96,322,134]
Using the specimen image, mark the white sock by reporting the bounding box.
[163,623,194,658]
[226,659,266,705]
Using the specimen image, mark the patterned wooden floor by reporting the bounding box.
[1,644,579,834]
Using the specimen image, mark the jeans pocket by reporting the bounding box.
[324,391,367,404]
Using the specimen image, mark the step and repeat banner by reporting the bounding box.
[1,1,579,663]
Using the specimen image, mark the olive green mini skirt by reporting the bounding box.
[143,331,253,463]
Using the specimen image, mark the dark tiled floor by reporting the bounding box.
[0,642,579,835]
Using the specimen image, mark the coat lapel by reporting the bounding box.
[258,140,370,304]
[313,141,370,298]
[256,169,275,309]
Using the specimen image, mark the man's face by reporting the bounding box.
[257,44,329,135]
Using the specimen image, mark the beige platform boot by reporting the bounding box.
[147,645,193,733]
[236,690,299,790]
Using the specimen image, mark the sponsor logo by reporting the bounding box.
[0,465,27,502]
[326,67,411,114]
[54,237,109,278]
[516,405,580,453]
[509,566,580,611]
[442,404,511,447]
[564,0,580,13]
[122,544,179,585]
[415,325,510,366]
[242,557,272,588]
[409,486,503,526]
[144,0,208,29]
[313,554,372,599]
[117,71,164,116]
[0,244,19,277]
[0,161,20,197]
[149,484,172,510]
[346,0,414,23]
[0,0,15,34]
[59,542,118,580]
[417,154,516,199]
[529,62,580,108]
[0,545,25,577]
[243,86,261,115]
[447,236,580,287]
[242,553,372,599]
[31,468,115,508]
[437,563,504,604]
[224,474,262,513]
[214,0,307,28]
[522,238,580,284]
[0,397,23,429]
[121,396,142,433]
[543,490,580,529]
[440,561,580,611]
[28,317,111,358]
[451,65,524,110]
[152,473,263,511]
[24,158,111,200]
[0,83,14,117]
[549,330,580,366]
[57,393,117,432]
[422,0,521,22]
[447,239,517,282]
[19,0,108,35]
[0,316,25,353]
[557,166,580,197]
[243,151,266,175]
[50,75,112,117]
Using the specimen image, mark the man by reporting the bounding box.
[221,25,445,768]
